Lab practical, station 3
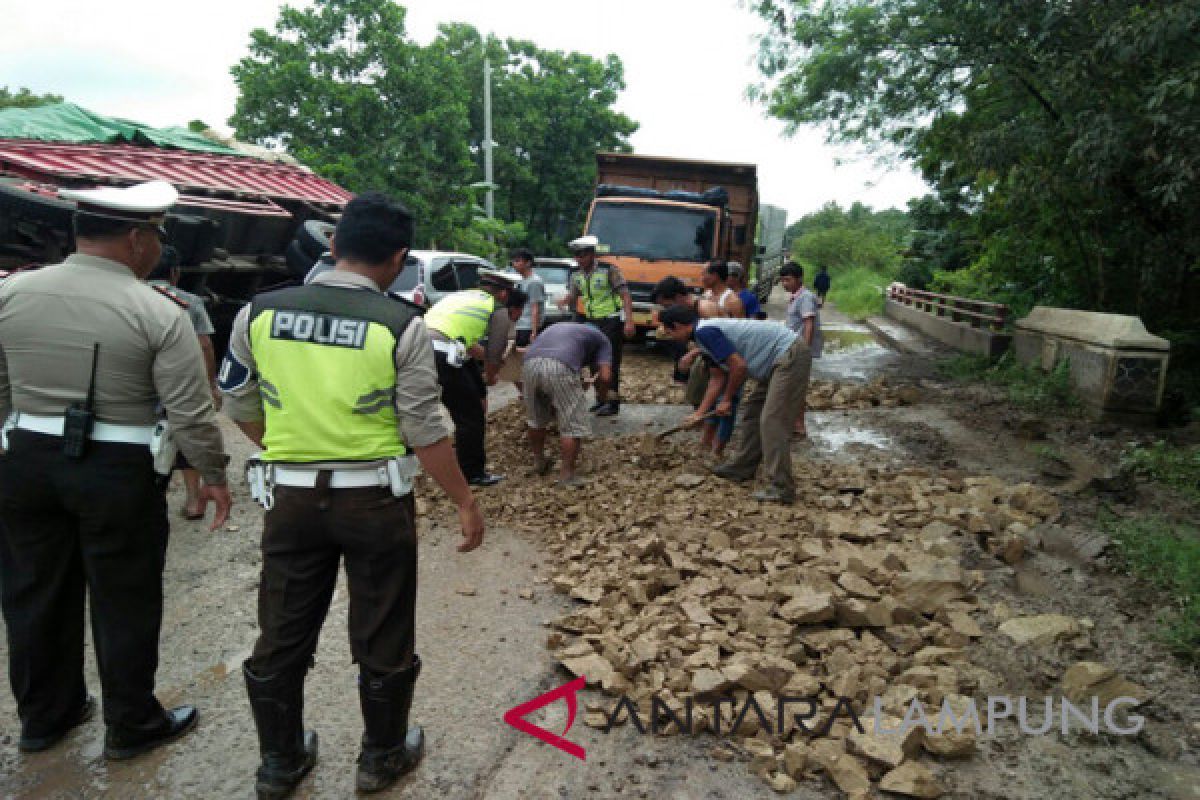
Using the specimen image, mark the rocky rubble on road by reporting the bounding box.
[425,402,1077,798]
[615,353,920,410]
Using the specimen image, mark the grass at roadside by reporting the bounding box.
[824,266,891,319]
[1122,441,1200,503]
[1101,512,1200,662]
[937,352,1079,413]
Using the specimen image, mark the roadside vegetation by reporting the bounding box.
[1102,512,1200,662]
[1122,441,1200,503]
[937,353,1078,413]
[754,0,1198,410]
[786,202,908,320]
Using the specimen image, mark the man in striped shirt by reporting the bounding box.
[520,323,613,486]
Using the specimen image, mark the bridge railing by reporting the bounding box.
[887,285,1009,332]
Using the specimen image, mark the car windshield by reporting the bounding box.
[534,265,571,286]
[587,202,717,262]
[388,256,420,292]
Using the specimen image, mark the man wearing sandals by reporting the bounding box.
[520,322,612,486]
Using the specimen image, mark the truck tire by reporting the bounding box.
[0,183,75,262]
[296,220,335,260]
[285,239,317,278]
[164,214,219,265]
[0,183,75,228]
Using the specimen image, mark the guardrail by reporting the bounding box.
[887,285,1009,331]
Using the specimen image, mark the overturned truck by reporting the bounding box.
[0,103,352,354]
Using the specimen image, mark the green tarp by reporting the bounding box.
[0,102,241,155]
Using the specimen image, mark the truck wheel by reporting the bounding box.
[164,214,219,265]
[296,220,335,260]
[285,239,317,278]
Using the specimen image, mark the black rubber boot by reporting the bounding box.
[356,655,425,794]
[244,663,318,800]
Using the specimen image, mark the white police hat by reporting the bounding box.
[478,267,520,289]
[567,235,600,252]
[59,180,179,234]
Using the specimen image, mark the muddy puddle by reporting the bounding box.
[815,326,900,382]
[807,412,896,461]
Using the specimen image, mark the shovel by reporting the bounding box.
[654,411,719,440]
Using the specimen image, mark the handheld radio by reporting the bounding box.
[63,342,99,459]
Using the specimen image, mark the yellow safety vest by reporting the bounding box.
[248,284,420,463]
[572,265,621,319]
[424,289,497,348]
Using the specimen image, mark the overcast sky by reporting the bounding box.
[1,0,929,221]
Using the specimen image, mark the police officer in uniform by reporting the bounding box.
[425,271,527,487]
[557,235,634,416]
[220,192,485,798]
[0,180,231,758]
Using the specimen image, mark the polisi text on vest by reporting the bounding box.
[271,311,368,349]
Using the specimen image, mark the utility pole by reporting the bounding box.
[483,56,495,221]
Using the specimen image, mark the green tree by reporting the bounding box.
[229,2,638,254]
[230,0,475,246]
[752,0,1200,397]
[0,87,63,109]
[431,24,637,254]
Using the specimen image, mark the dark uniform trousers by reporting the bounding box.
[580,315,624,395]
[0,431,169,734]
[433,351,488,480]
[247,485,417,677]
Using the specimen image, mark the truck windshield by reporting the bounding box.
[588,202,716,262]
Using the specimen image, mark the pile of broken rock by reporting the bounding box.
[425,404,1145,798]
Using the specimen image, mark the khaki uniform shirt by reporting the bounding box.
[0,254,228,484]
[223,270,454,449]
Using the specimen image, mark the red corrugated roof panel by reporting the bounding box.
[0,140,352,208]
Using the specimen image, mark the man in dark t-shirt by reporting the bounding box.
[521,322,613,485]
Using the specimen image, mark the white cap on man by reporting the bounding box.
[59,180,178,235]
[567,235,600,252]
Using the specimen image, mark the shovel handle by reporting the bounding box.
[657,411,719,439]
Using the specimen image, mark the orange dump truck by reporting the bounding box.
[583,152,759,331]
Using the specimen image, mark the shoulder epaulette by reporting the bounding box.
[152,284,190,309]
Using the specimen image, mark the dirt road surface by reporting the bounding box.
[2,291,1197,799]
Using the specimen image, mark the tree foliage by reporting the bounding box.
[229,0,636,253]
[0,87,63,110]
[433,25,637,255]
[752,0,1200,398]
[787,201,907,275]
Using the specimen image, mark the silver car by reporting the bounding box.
[305,250,511,308]
[533,257,575,328]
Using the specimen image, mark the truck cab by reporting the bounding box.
[583,153,758,331]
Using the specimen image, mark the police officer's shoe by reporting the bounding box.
[356,656,425,793]
[467,472,504,487]
[18,694,96,753]
[244,664,318,800]
[588,400,605,413]
[104,705,198,760]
